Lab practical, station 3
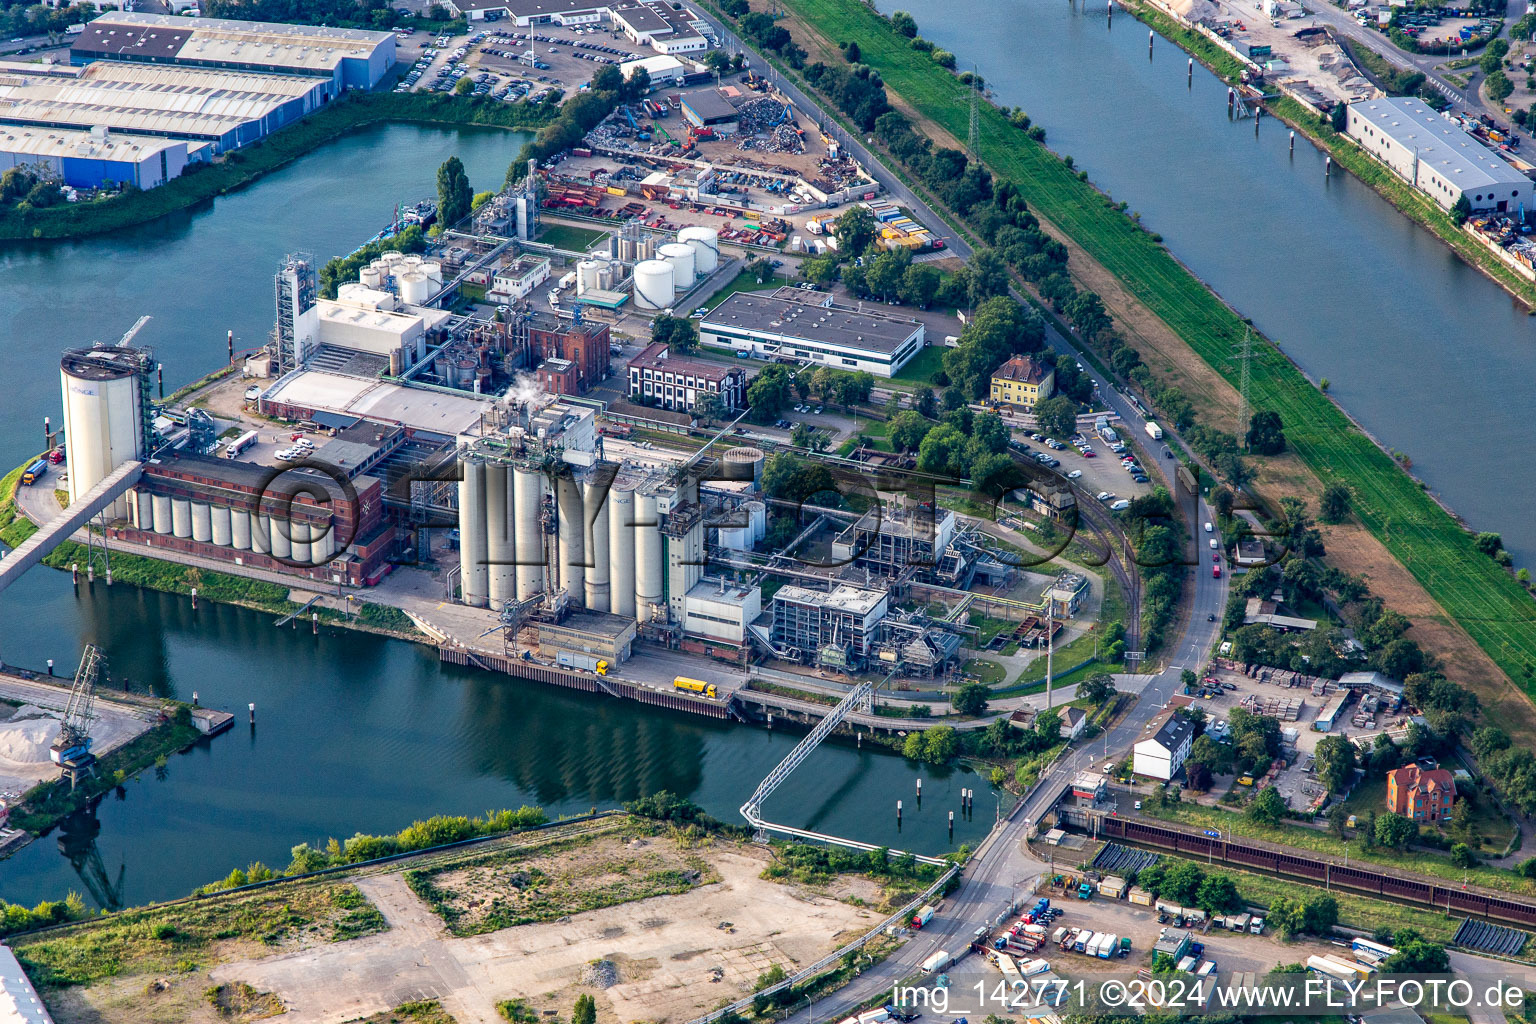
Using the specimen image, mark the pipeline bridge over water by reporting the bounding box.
[0,460,143,597]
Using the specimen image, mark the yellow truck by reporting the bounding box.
[673,676,718,699]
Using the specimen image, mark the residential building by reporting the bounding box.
[1386,763,1457,821]
[990,354,1055,410]
[699,292,925,377]
[1057,704,1089,741]
[627,340,746,413]
[1345,97,1528,213]
[1132,712,1194,781]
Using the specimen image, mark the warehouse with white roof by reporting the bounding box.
[0,124,206,189]
[1346,96,1530,213]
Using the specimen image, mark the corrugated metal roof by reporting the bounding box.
[0,124,183,161]
[82,11,392,73]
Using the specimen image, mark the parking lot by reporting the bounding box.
[1010,426,1158,510]
[399,21,676,99]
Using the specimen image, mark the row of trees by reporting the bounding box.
[1122,489,1185,653]
[1133,859,1243,913]
[0,165,64,212]
[206,0,457,29]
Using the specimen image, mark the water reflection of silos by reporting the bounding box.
[556,475,584,601]
[458,459,488,607]
[634,491,663,621]
[513,465,545,600]
[584,478,610,612]
[607,482,635,617]
[485,462,514,610]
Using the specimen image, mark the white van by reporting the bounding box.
[1204,521,1213,532]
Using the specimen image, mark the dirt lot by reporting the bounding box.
[208,834,884,1024]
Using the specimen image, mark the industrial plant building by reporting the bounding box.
[0,125,204,191]
[1345,97,1528,213]
[627,340,746,414]
[699,293,925,377]
[443,0,709,54]
[831,503,966,585]
[72,12,397,92]
[766,584,889,669]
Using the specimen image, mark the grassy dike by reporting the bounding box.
[0,91,555,242]
[768,0,1536,690]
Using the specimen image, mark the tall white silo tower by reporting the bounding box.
[59,346,152,519]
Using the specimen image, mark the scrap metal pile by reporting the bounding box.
[733,97,805,153]
[738,122,805,154]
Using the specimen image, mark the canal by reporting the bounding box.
[0,123,993,906]
[876,0,1536,569]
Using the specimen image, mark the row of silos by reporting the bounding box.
[631,226,720,310]
[459,459,550,611]
[130,491,336,566]
[357,250,443,299]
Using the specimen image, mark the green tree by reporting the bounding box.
[902,263,942,308]
[1451,193,1473,224]
[1330,101,1348,132]
[1034,395,1077,440]
[1245,410,1286,455]
[1488,68,1514,103]
[1374,811,1418,850]
[651,314,698,355]
[890,9,919,36]
[1195,874,1241,913]
[436,155,473,228]
[843,40,862,62]
[1158,860,1206,904]
[1080,672,1116,706]
[889,410,932,452]
[1313,734,1357,794]
[746,365,793,423]
[455,75,474,96]
[921,726,957,763]
[953,682,990,715]
[801,255,839,287]
[917,424,970,476]
[967,246,1010,306]
[572,995,597,1024]
[1190,734,1233,776]
[1319,482,1351,524]
[693,391,724,425]
[1382,940,1449,973]
[1246,786,1287,825]
[835,205,877,255]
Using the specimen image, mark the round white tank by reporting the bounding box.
[557,476,585,602]
[380,250,404,265]
[577,259,605,296]
[657,242,695,290]
[171,498,192,539]
[60,348,144,518]
[633,259,675,310]
[513,465,545,600]
[599,260,618,289]
[719,524,752,550]
[312,523,335,564]
[398,271,431,305]
[190,502,212,543]
[607,484,635,617]
[746,500,767,543]
[210,505,232,546]
[151,494,172,535]
[230,508,252,550]
[634,491,663,621]
[584,479,611,612]
[132,490,151,531]
[269,519,293,560]
[251,513,272,556]
[458,459,489,607]
[678,225,720,274]
[359,265,383,288]
[485,462,514,610]
[289,522,311,564]
[401,254,424,272]
[421,261,443,285]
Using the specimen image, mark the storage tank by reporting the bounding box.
[600,260,619,289]
[251,513,272,556]
[312,522,335,564]
[678,225,720,274]
[398,271,431,305]
[556,475,585,602]
[289,521,311,564]
[401,254,424,272]
[210,505,232,546]
[485,462,515,610]
[633,260,675,310]
[746,500,767,543]
[359,265,383,288]
[577,259,605,296]
[718,523,752,550]
[638,234,658,261]
[634,491,663,621]
[170,498,192,539]
[269,519,293,560]
[721,446,765,484]
[131,490,151,531]
[421,261,443,285]
[190,502,212,543]
[584,478,611,612]
[230,508,252,550]
[607,483,636,617]
[60,347,146,518]
[657,242,695,291]
[380,250,404,266]
[513,465,545,600]
[150,494,172,535]
[458,459,489,607]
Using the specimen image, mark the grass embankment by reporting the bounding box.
[1140,799,1536,896]
[0,91,554,242]
[775,0,1536,691]
[11,881,384,988]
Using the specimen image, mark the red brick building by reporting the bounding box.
[1385,763,1457,822]
[528,313,610,396]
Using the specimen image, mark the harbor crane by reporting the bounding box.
[50,645,102,784]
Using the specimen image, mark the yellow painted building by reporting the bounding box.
[989,355,1055,410]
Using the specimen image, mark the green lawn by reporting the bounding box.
[891,344,947,384]
[770,0,1536,693]
[535,222,609,253]
[702,266,789,310]
[1339,776,1515,852]
[962,658,1006,685]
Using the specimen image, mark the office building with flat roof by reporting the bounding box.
[699,292,925,377]
[1346,97,1529,213]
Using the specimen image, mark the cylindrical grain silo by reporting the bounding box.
[231,508,252,550]
[59,347,146,519]
[210,505,232,546]
[171,498,192,539]
[289,522,311,564]
[657,242,695,292]
[398,271,431,305]
[722,446,765,484]
[312,522,335,564]
[513,465,545,600]
[584,478,610,612]
[557,475,585,602]
[458,458,488,607]
[607,482,635,618]
[190,502,212,543]
[678,225,720,274]
[632,259,675,310]
[251,513,272,556]
[634,491,663,622]
[132,491,152,531]
[485,462,514,610]
[747,500,767,543]
[269,519,293,561]
[151,494,172,535]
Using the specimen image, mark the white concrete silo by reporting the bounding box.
[513,465,545,600]
[678,226,720,275]
[150,494,172,535]
[289,522,311,564]
[458,458,489,607]
[556,475,585,602]
[210,505,232,547]
[607,482,635,618]
[584,478,611,612]
[269,519,293,560]
[170,499,191,539]
[634,491,663,622]
[632,259,675,310]
[231,508,252,550]
[746,500,767,543]
[312,523,335,565]
[132,491,151,531]
[485,462,515,610]
[398,271,431,305]
[60,347,146,519]
[657,242,696,292]
[251,513,272,556]
[190,502,212,543]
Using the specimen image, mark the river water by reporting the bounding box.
[0,124,995,907]
[876,0,1536,569]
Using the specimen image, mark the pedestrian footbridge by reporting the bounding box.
[0,461,143,596]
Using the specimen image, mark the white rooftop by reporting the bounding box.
[87,11,393,72]
[774,583,886,616]
[267,370,491,437]
[1352,96,1528,191]
[0,124,188,161]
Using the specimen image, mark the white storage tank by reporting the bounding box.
[401,254,424,272]
[458,458,489,607]
[718,523,752,550]
[584,478,611,612]
[269,519,293,560]
[190,502,212,543]
[485,462,515,610]
[577,259,606,296]
[251,513,272,556]
[359,265,383,288]
[608,483,636,617]
[150,494,172,535]
[634,491,663,621]
[60,347,146,519]
[421,261,443,285]
[398,271,431,305]
[132,491,151,531]
[171,498,192,539]
[556,475,585,601]
[513,465,545,600]
[678,225,720,274]
[633,259,675,310]
[657,242,695,291]
[230,508,252,550]
[746,500,767,543]
[380,250,404,265]
[289,521,311,565]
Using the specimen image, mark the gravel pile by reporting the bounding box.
[579,959,619,988]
